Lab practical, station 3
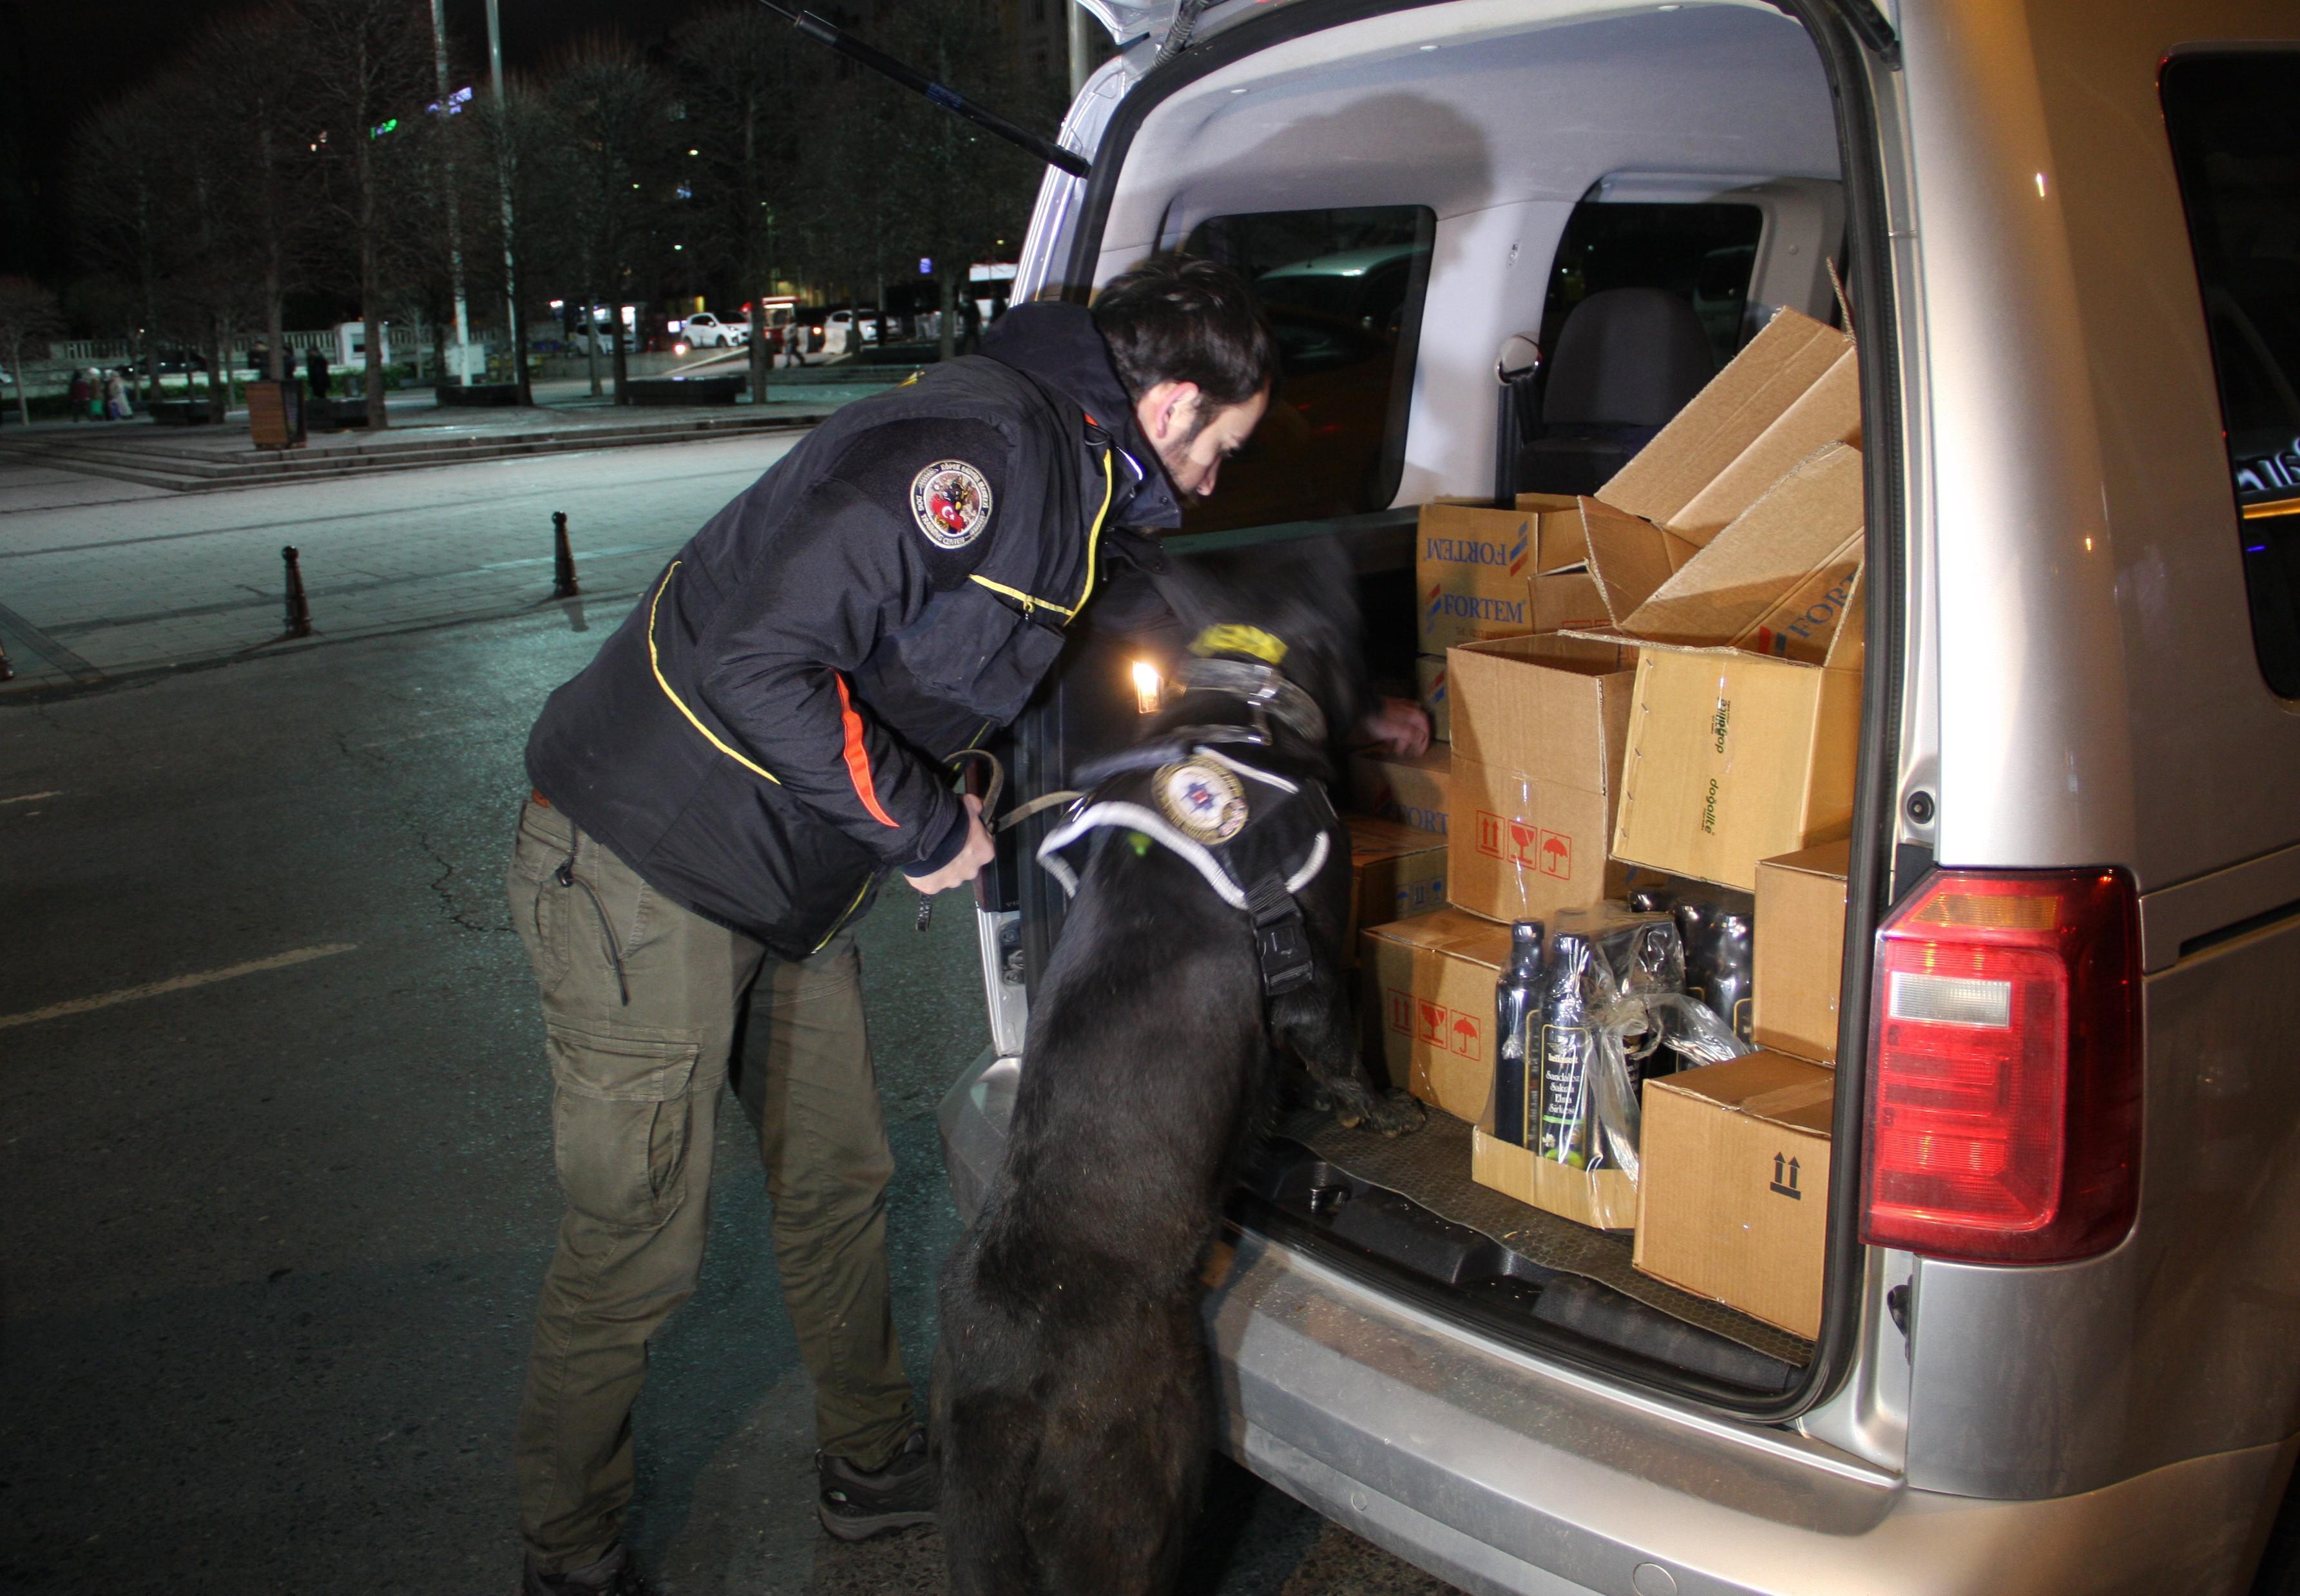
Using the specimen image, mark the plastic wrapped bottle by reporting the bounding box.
[1538,933,1604,1168]
[1490,920,1544,1149]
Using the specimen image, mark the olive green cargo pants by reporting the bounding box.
[506,795,915,1572]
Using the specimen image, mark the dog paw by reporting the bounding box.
[1359,1089,1426,1138]
[1329,1087,1426,1137]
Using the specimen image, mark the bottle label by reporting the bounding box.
[1537,1024,1594,1166]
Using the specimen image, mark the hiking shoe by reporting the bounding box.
[816,1427,937,1541]
[521,1544,653,1596]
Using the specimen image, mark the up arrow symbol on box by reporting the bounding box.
[1770,1152,1803,1199]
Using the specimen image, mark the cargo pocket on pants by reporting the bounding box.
[544,1016,704,1231]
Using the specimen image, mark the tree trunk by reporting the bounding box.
[749,281,770,400]
[611,307,629,403]
[586,292,602,398]
[267,279,286,384]
[211,313,229,420]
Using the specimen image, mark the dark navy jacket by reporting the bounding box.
[526,303,1180,956]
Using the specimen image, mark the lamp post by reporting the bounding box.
[486,0,531,404]
[428,0,472,385]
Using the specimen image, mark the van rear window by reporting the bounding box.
[2161,53,2300,698]
[1177,206,1435,533]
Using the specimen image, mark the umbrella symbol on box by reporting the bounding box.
[1539,831,1572,879]
[1449,1014,1481,1059]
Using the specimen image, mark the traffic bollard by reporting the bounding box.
[282,545,313,638]
[552,511,580,599]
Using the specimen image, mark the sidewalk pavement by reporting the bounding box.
[0,428,811,697]
[0,368,905,493]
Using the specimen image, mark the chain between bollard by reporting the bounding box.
[552,511,580,600]
[282,545,313,638]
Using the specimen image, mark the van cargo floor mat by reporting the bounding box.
[1265,1106,1813,1373]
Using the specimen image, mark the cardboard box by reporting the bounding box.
[1566,307,1866,658]
[1634,1052,1834,1338]
[1471,1123,1639,1231]
[1346,816,1448,955]
[1444,635,1635,923]
[1350,745,1453,835]
[1607,594,1863,891]
[1415,654,1451,743]
[1415,495,1605,653]
[1360,906,1512,1121]
[1752,839,1850,1063]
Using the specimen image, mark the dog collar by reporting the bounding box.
[1171,657,1327,746]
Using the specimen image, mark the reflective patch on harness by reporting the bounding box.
[1155,759,1247,844]
[910,459,994,549]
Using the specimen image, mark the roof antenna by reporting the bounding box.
[753,0,1091,178]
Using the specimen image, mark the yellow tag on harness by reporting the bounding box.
[1189,625,1288,665]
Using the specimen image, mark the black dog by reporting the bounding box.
[934,544,1421,1596]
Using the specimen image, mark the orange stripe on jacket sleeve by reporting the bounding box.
[832,674,900,828]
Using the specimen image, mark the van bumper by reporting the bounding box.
[939,1050,2284,1596]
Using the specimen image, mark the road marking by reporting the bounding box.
[0,791,61,806]
[0,943,358,1032]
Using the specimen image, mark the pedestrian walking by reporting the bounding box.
[305,346,330,399]
[503,255,1281,1596]
[103,369,129,420]
[68,369,91,421]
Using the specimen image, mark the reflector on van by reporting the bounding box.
[1861,869,2140,1264]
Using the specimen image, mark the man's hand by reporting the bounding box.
[1361,696,1432,758]
[905,793,995,895]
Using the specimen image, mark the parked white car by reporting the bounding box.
[681,312,749,348]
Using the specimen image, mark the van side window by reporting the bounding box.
[1541,201,1765,372]
[2161,53,2300,698]
[1177,206,1436,533]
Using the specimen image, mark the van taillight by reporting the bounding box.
[1861,869,2141,1264]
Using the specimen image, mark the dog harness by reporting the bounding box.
[1035,646,1336,998]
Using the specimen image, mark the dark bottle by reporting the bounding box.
[1538,933,1604,1168]
[1660,887,1756,1045]
[1490,920,1544,1148]
[1707,909,1756,1045]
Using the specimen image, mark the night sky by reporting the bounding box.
[0,0,729,281]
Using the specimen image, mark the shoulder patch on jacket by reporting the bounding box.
[829,419,1011,589]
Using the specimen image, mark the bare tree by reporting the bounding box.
[670,5,816,397]
[0,277,64,426]
[70,91,171,399]
[189,6,327,384]
[538,40,675,401]
[292,0,436,428]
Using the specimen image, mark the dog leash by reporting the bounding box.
[916,748,1088,931]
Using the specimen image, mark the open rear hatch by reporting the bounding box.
[988,0,1903,1413]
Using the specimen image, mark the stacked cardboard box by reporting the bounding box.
[1356,308,1871,1293]
[1444,634,1634,928]
[1345,815,1448,964]
[1348,744,1453,835]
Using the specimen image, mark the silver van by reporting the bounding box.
[939,3,2300,1591]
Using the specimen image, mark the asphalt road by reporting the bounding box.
[0,456,1459,1595]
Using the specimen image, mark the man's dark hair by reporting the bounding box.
[1092,254,1280,412]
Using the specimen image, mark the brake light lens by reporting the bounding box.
[1861,868,2140,1264]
